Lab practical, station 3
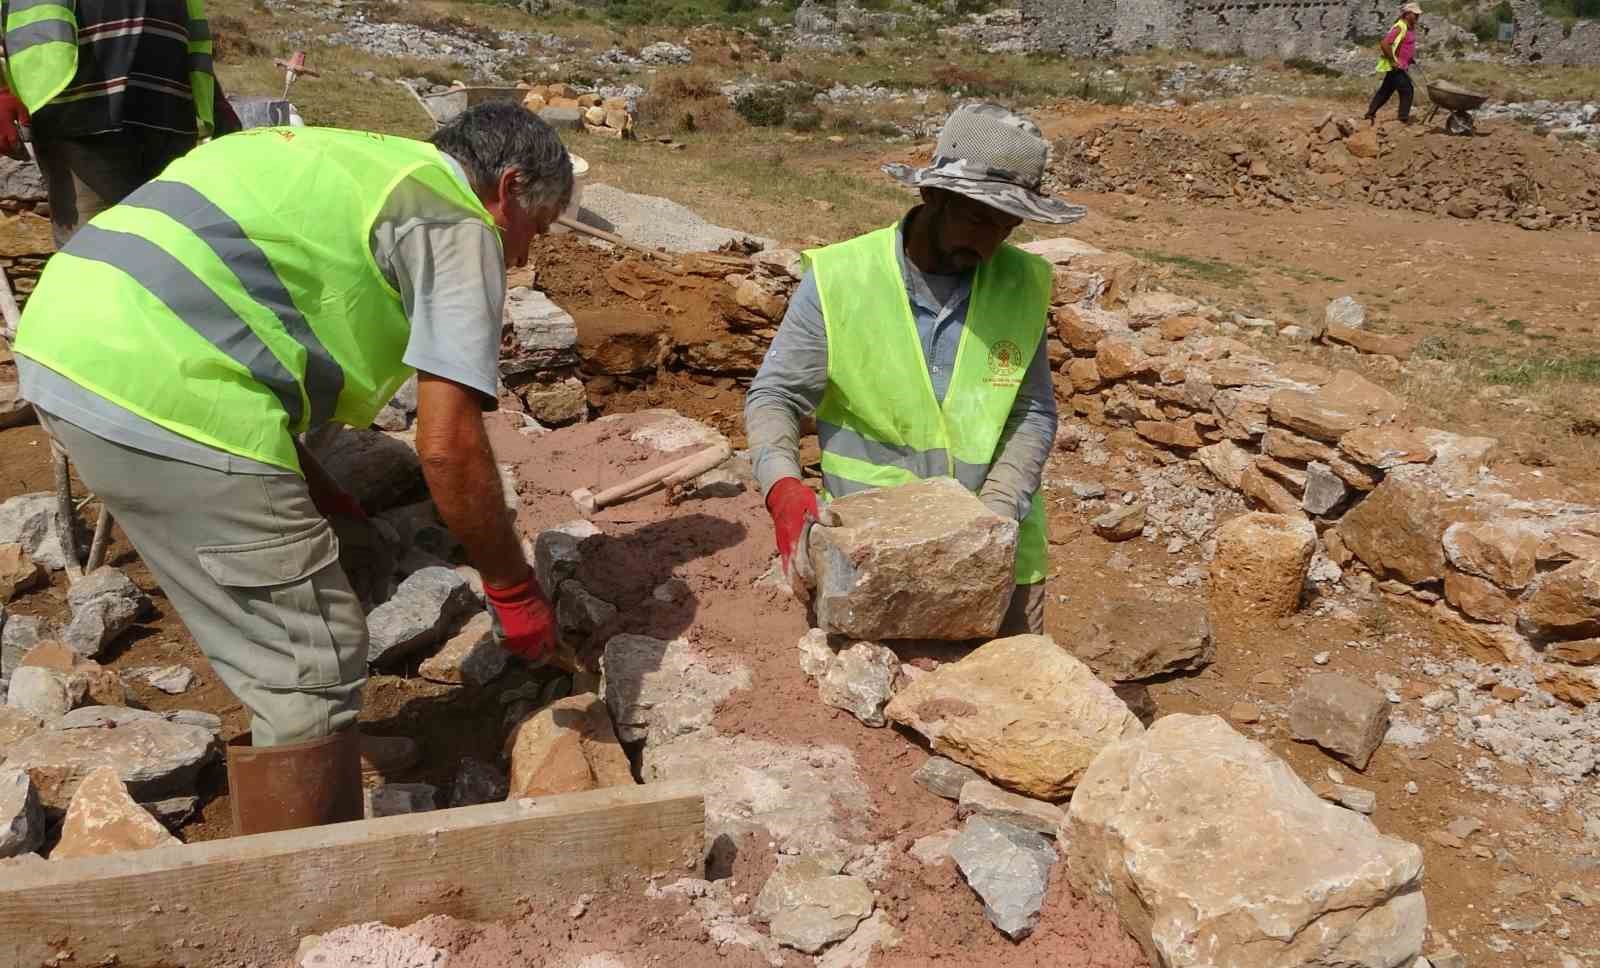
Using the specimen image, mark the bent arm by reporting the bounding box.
[979,330,1058,521]
[415,373,529,588]
[745,271,829,498]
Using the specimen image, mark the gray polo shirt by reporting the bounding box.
[744,213,1057,523]
[17,155,504,474]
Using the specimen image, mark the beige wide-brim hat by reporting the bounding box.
[882,102,1086,225]
[1401,3,1423,15]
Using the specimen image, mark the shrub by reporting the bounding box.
[1284,56,1340,77]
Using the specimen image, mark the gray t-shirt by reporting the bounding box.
[17,156,504,474]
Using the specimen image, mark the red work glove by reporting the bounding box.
[0,92,28,157]
[484,572,557,664]
[765,477,820,578]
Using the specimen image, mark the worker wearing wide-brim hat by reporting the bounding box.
[746,102,1084,636]
[1367,2,1425,124]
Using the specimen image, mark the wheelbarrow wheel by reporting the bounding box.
[1446,110,1474,136]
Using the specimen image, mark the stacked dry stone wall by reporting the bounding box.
[1024,236,1600,711]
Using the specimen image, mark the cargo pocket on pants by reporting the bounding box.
[195,521,346,690]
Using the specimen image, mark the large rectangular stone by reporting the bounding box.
[499,287,578,380]
[808,479,1017,641]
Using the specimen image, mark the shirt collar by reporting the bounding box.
[896,207,972,314]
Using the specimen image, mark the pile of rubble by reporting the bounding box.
[1029,233,1600,729]
[1048,103,1600,231]
[1478,99,1600,140]
[523,82,638,139]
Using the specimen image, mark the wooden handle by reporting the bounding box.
[585,445,725,511]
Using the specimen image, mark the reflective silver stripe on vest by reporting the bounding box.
[818,419,993,492]
[5,16,74,53]
[821,470,876,499]
[8,0,71,16]
[188,52,213,73]
[65,225,305,428]
[121,179,345,428]
[187,18,211,41]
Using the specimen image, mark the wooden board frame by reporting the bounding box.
[0,781,703,967]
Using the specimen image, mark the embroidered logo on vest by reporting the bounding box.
[986,339,1024,388]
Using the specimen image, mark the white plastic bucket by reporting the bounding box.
[554,154,588,232]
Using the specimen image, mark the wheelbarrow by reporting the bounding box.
[1420,74,1489,136]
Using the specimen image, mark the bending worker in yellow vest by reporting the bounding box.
[746,103,1083,635]
[11,103,566,833]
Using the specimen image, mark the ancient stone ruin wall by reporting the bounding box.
[1022,0,1400,56]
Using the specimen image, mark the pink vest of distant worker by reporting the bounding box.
[1383,19,1415,70]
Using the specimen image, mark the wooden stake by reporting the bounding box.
[0,782,703,968]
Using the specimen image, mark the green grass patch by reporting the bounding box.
[1482,355,1600,386]
[1504,318,1527,332]
[1135,249,1250,288]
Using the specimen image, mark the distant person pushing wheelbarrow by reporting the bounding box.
[1365,2,1423,125]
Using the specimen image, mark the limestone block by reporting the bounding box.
[309,427,423,514]
[0,767,44,858]
[499,287,578,379]
[912,756,982,800]
[1443,520,1539,591]
[3,717,218,809]
[1196,440,1253,490]
[602,634,750,744]
[1289,673,1391,770]
[518,376,589,426]
[0,544,44,603]
[0,492,72,572]
[1339,426,1434,469]
[1209,513,1316,647]
[1066,714,1426,968]
[1337,470,1480,585]
[1443,570,1516,624]
[950,816,1055,941]
[817,641,898,727]
[885,635,1142,800]
[1068,596,1213,682]
[956,779,1064,837]
[418,612,506,686]
[504,693,634,797]
[51,766,178,859]
[807,479,1017,641]
[1520,559,1600,641]
[754,857,874,954]
[366,567,479,666]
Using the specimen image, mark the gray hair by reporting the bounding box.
[430,101,574,216]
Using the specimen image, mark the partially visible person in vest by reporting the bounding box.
[1366,2,1423,125]
[745,102,1082,636]
[0,0,240,247]
[11,103,570,834]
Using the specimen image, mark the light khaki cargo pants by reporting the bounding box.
[42,413,368,745]
[999,581,1046,636]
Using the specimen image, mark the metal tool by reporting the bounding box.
[273,51,319,101]
[788,506,841,601]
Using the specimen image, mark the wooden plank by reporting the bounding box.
[0,781,703,968]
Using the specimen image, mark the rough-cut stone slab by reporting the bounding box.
[949,816,1056,941]
[1442,520,1539,591]
[642,731,868,857]
[1240,463,1304,517]
[366,566,479,666]
[1339,426,1434,469]
[1443,570,1516,624]
[0,543,44,603]
[957,779,1064,837]
[602,634,750,744]
[1066,714,1426,968]
[885,635,1142,800]
[817,641,898,727]
[1387,596,1533,666]
[418,612,506,686]
[5,665,87,720]
[52,766,179,859]
[1210,513,1316,647]
[141,795,199,830]
[504,693,634,797]
[1303,461,1348,515]
[1196,440,1252,490]
[1093,503,1145,541]
[557,579,618,648]
[1066,357,1102,392]
[1537,663,1600,706]
[140,665,196,695]
[0,767,44,858]
[755,857,874,954]
[1095,337,1150,380]
[1313,780,1379,815]
[1337,470,1480,585]
[2,717,218,809]
[1,613,55,677]
[1068,596,1212,682]
[1212,387,1270,439]
[909,829,959,866]
[1135,419,1203,449]
[1290,673,1391,770]
[1268,370,1401,443]
[808,479,1017,641]
[63,568,144,658]
[449,757,509,808]
[0,492,72,572]
[519,375,588,425]
[500,287,579,379]
[0,706,42,759]
[913,756,983,800]
[1548,639,1600,666]
[534,519,601,594]
[1520,560,1600,641]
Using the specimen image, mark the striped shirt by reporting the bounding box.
[7,0,203,139]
